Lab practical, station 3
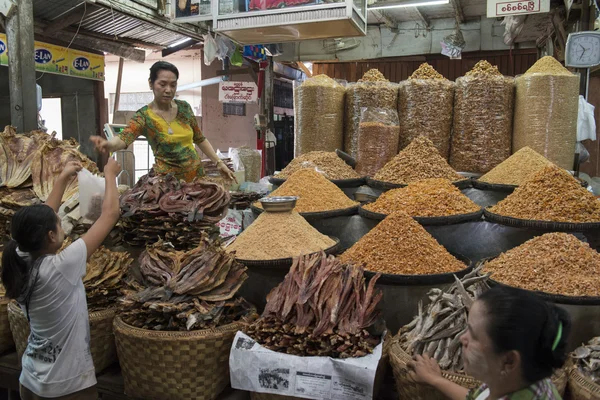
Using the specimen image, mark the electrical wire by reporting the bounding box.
[36,1,88,81]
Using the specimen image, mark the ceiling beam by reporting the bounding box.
[161,39,199,57]
[449,0,465,23]
[413,7,430,27]
[94,0,205,41]
[34,22,145,62]
[43,3,92,35]
[375,10,399,28]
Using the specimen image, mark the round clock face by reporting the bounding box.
[567,33,600,67]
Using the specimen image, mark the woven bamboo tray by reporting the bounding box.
[0,298,15,354]
[358,206,483,225]
[7,301,117,372]
[567,366,600,400]
[483,209,600,232]
[114,315,255,400]
[389,335,567,399]
[248,334,390,400]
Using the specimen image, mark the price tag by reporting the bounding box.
[487,0,549,17]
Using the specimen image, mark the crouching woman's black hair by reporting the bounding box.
[478,286,571,384]
[1,204,58,299]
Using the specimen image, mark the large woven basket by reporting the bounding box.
[114,315,254,400]
[567,367,600,400]
[248,334,390,400]
[0,298,15,354]
[7,301,117,373]
[389,336,568,399]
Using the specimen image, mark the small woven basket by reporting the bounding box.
[567,367,600,400]
[248,334,390,400]
[389,336,568,399]
[0,298,15,354]
[7,301,117,372]
[114,315,255,400]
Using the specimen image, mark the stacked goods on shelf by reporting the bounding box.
[398,63,454,159]
[450,61,514,173]
[477,147,552,186]
[8,243,133,371]
[513,56,580,170]
[274,151,361,181]
[372,136,465,186]
[245,252,384,358]
[115,237,256,400]
[482,233,600,297]
[294,75,345,156]
[255,169,359,213]
[569,337,600,399]
[340,212,468,275]
[356,107,400,177]
[487,164,600,223]
[226,211,336,261]
[119,172,230,249]
[345,69,398,157]
[363,179,480,217]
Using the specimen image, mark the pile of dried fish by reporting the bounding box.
[230,191,263,210]
[571,337,600,383]
[119,238,254,331]
[0,126,50,188]
[84,245,132,311]
[245,252,384,358]
[119,172,230,249]
[399,267,490,371]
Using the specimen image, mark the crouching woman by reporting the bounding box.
[1,159,122,400]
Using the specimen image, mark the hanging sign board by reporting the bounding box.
[219,81,258,103]
[487,0,549,17]
[0,33,105,81]
[172,0,213,22]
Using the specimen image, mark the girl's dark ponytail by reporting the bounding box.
[1,204,58,299]
[1,239,29,299]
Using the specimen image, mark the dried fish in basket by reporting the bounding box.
[114,237,257,400]
[245,252,386,359]
[119,172,230,249]
[390,267,567,399]
[570,337,600,383]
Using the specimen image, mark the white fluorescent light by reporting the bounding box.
[178,76,223,91]
[168,38,194,48]
[370,0,448,9]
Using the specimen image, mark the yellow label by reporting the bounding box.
[34,42,70,75]
[69,49,105,81]
[0,34,8,66]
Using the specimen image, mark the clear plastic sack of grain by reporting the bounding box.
[450,61,514,173]
[356,107,400,177]
[398,63,454,160]
[513,56,580,170]
[344,70,398,158]
[230,146,262,183]
[293,75,345,156]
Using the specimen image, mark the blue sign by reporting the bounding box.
[72,56,90,71]
[35,48,53,64]
[0,39,6,55]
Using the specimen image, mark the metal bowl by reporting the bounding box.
[259,196,298,213]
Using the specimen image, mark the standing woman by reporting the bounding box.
[408,286,571,400]
[1,159,122,400]
[90,61,235,183]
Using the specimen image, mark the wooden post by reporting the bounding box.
[112,57,124,120]
[6,0,37,131]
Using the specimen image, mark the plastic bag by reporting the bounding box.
[230,46,243,67]
[355,107,400,177]
[513,72,580,170]
[345,81,398,158]
[78,168,105,222]
[203,34,218,66]
[230,146,262,183]
[217,209,243,239]
[294,75,345,156]
[577,95,596,142]
[450,73,514,173]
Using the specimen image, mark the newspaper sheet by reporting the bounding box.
[230,331,383,400]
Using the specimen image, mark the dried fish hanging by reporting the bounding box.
[119,238,255,331]
[571,337,600,383]
[245,252,384,358]
[398,267,490,371]
[119,172,230,249]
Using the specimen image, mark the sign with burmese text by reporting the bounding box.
[487,0,549,17]
[219,81,258,104]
